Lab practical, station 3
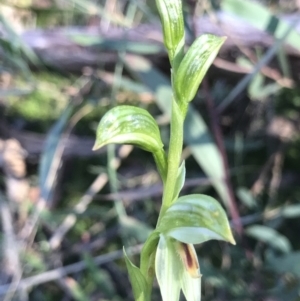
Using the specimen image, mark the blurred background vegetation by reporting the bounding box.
[0,0,300,300]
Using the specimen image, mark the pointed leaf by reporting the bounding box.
[123,248,148,301]
[158,194,235,245]
[172,160,186,202]
[155,235,182,301]
[174,34,226,107]
[93,105,163,153]
[93,105,167,180]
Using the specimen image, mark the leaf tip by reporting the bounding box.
[92,141,102,151]
[228,232,236,245]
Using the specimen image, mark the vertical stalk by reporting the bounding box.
[140,98,186,299]
[157,99,185,224]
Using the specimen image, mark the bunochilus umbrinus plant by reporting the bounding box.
[93,1,236,300]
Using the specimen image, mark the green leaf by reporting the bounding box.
[155,0,185,65]
[93,105,167,180]
[157,194,235,245]
[123,248,148,301]
[93,105,163,152]
[174,34,226,108]
[246,225,291,253]
[172,160,186,202]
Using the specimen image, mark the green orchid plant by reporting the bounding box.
[93,1,235,301]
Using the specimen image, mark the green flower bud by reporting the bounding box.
[155,0,185,63]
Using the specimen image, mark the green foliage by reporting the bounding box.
[174,35,226,111]
[155,0,184,66]
[2,1,300,301]
[93,1,233,301]
[157,194,235,245]
[93,105,164,153]
[124,249,148,301]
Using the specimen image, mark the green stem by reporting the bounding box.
[153,150,168,184]
[140,232,159,301]
[157,99,185,225]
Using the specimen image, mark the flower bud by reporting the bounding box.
[155,0,185,62]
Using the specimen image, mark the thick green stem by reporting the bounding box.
[139,99,186,301]
[157,99,185,225]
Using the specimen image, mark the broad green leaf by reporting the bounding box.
[155,0,184,65]
[246,225,291,253]
[93,105,163,152]
[172,160,186,202]
[157,194,235,245]
[155,235,182,301]
[174,34,226,108]
[93,105,167,180]
[123,248,148,301]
